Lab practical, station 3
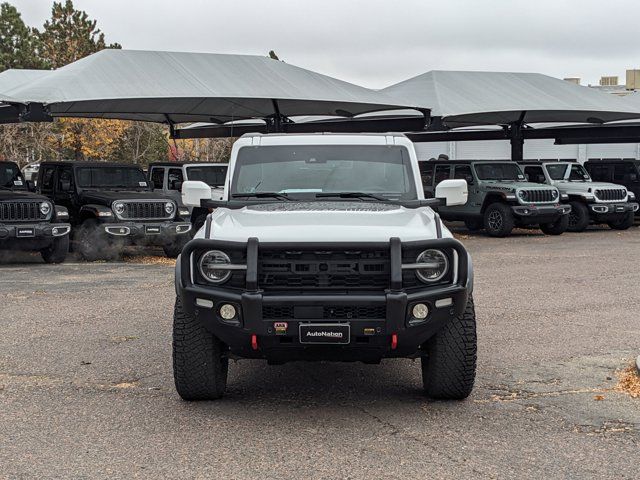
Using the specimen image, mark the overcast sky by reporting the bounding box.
[9,0,640,89]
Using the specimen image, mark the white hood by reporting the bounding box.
[197,201,449,243]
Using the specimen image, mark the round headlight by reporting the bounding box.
[199,250,231,284]
[39,202,51,216]
[415,249,449,283]
[551,189,558,199]
[113,202,125,215]
[517,190,527,200]
[165,202,175,215]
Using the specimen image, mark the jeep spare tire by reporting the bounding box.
[483,203,514,237]
[567,201,589,232]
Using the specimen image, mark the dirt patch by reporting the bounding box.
[122,255,176,266]
[615,365,640,398]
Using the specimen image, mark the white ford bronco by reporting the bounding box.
[174,133,476,400]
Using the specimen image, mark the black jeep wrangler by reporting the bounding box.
[36,162,192,260]
[0,161,71,263]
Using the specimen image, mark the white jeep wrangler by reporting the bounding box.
[174,133,476,400]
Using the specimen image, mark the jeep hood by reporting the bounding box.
[200,201,450,243]
[0,189,48,202]
[79,190,173,206]
[553,181,627,193]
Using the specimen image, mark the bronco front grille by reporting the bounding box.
[519,189,555,203]
[0,201,48,222]
[117,201,174,220]
[595,188,626,202]
[258,249,390,291]
[262,305,386,320]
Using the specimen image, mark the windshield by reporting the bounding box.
[546,163,591,182]
[186,165,228,187]
[0,163,25,189]
[230,145,417,200]
[77,166,149,189]
[474,163,526,181]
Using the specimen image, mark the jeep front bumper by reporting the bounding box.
[0,222,71,250]
[176,238,472,363]
[511,204,571,224]
[102,221,191,244]
[589,202,638,218]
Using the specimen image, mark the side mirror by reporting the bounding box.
[435,179,468,206]
[182,180,212,207]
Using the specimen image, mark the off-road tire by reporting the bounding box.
[163,237,188,258]
[483,203,514,237]
[567,201,589,232]
[173,296,228,401]
[464,219,483,232]
[539,214,569,236]
[422,295,477,400]
[607,211,634,230]
[75,219,119,261]
[40,234,69,264]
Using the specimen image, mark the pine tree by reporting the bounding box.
[0,2,44,72]
[39,0,120,69]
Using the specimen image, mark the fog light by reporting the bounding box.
[412,303,429,320]
[435,298,453,308]
[219,304,236,320]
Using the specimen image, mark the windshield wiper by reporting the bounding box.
[231,192,291,200]
[315,192,389,201]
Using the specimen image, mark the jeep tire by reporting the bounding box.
[464,219,483,232]
[422,295,477,400]
[567,201,590,232]
[607,211,634,230]
[163,237,188,258]
[173,296,228,400]
[539,214,569,236]
[40,235,69,264]
[76,219,118,261]
[483,203,514,237]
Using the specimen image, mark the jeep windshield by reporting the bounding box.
[186,165,227,187]
[474,163,526,181]
[230,145,417,201]
[76,166,149,190]
[546,163,591,182]
[0,163,25,190]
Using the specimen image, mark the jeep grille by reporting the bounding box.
[0,201,49,222]
[519,189,555,203]
[116,200,174,220]
[594,188,626,202]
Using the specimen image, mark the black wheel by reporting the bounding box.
[193,214,207,233]
[75,219,119,261]
[173,296,228,401]
[483,203,514,237]
[40,234,70,264]
[422,295,477,400]
[567,201,589,232]
[463,218,483,232]
[607,211,635,230]
[539,214,569,236]
[163,236,189,258]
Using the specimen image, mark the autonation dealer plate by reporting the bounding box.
[299,323,350,344]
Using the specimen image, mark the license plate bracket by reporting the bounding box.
[16,227,35,238]
[299,323,350,345]
[145,225,161,235]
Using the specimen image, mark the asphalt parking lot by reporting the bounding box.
[1,226,638,479]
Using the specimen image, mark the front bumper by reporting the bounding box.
[589,202,638,219]
[0,222,71,250]
[512,203,571,224]
[102,221,191,244]
[176,238,472,363]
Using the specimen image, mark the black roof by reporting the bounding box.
[148,162,228,168]
[39,161,145,169]
[584,158,639,164]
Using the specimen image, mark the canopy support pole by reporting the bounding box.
[509,113,527,161]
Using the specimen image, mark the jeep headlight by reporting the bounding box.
[415,249,449,283]
[517,190,527,200]
[113,202,125,215]
[199,250,231,284]
[165,202,175,215]
[551,189,558,199]
[39,202,51,216]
